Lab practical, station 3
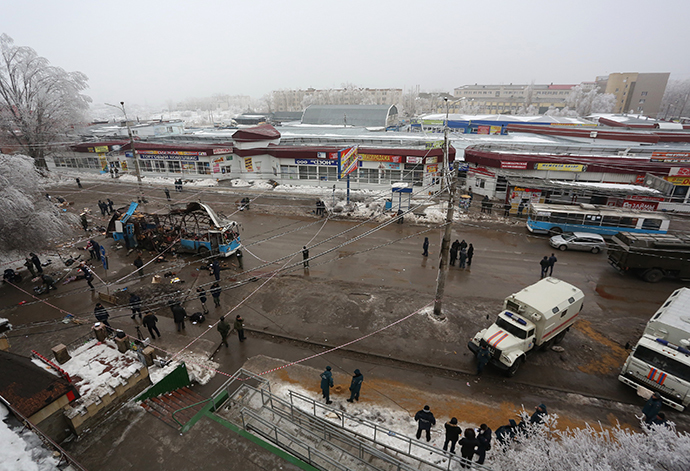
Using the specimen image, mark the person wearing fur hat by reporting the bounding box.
[320,366,334,404]
[347,369,364,403]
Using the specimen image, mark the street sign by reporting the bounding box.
[100,247,107,270]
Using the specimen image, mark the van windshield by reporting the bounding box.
[496,315,529,339]
[633,345,690,383]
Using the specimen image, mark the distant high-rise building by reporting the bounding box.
[598,72,669,116]
[270,87,403,112]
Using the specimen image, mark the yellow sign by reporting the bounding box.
[536,163,585,172]
[359,154,402,162]
[244,157,253,172]
[664,176,690,186]
[94,146,109,153]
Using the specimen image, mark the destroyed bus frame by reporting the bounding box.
[107,202,241,257]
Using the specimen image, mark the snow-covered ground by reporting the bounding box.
[0,404,63,471]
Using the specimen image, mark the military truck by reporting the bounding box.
[618,288,690,411]
[468,278,585,377]
[608,232,690,283]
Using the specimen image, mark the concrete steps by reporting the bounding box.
[140,386,207,430]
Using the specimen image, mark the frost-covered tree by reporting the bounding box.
[566,84,615,116]
[660,78,690,120]
[0,154,76,254]
[0,34,91,168]
[489,410,690,471]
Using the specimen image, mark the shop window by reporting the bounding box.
[197,162,210,175]
[496,176,507,192]
[140,160,153,172]
[298,165,318,180]
[154,161,165,173]
[280,165,298,180]
[168,161,181,173]
[319,166,337,181]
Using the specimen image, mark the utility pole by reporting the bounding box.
[433,99,458,318]
[106,101,144,203]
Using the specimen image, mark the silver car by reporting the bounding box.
[549,232,606,253]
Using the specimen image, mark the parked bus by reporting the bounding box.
[526,203,670,236]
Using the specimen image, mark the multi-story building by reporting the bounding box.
[598,72,670,116]
[451,83,596,114]
[271,88,403,112]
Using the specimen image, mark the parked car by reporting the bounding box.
[549,232,606,253]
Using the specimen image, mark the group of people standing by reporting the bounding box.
[539,253,558,278]
[97,199,114,217]
[217,314,246,347]
[319,366,364,405]
[174,179,184,192]
[450,239,474,268]
[315,200,326,216]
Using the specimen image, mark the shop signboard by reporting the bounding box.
[295,159,338,166]
[670,167,690,177]
[651,151,690,162]
[338,146,359,179]
[359,154,402,163]
[536,163,585,172]
[244,157,253,172]
[500,161,528,169]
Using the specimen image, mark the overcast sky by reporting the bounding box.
[3,0,689,109]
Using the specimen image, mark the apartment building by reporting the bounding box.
[271,88,403,112]
[598,72,670,116]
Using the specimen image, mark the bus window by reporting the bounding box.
[619,217,638,228]
[566,213,585,224]
[584,214,602,226]
[641,219,662,230]
[602,216,620,227]
[551,212,568,224]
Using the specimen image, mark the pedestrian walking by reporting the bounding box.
[236,249,243,270]
[177,179,183,192]
[347,369,364,403]
[234,315,246,342]
[197,287,209,314]
[86,241,97,260]
[503,202,511,217]
[94,303,111,327]
[210,282,221,307]
[320,366,334,404]
[458,428,479,468]
[218,316,231,347]
[540,256,550,278]
[517,200,526,217]
[133,254,144,277]
[41,274,57,292]
[76,177,82,188]
[467,244,474,267]
[98,200,106,216]
[211,260,221,281]
[302,246,309,268]
[459,247,467,268]
[171,302,187,332]
[450,240,460,266]
[107,199,114,214]
[79,263,94,289]
[476,344,491,375]
[396,208,404,224]
[142,311,161,339]
[30,253,43,274]
[548,253,557,276]
[443,418,462,454]
[129,293,142,320]
[476,423,492,465]
[422,237,429,257]
[414,405,436,442]
[80,213,88,232]
[642,392,663,425]
[164,188,171,200]
[24,257,37,278]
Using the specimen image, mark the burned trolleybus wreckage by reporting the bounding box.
[107,202,242,257]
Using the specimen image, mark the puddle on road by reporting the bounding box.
[593,284,627,301]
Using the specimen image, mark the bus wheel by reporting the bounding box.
[549,227,563,236]
[198,246,210,258]
[506,357,524,377]
[554,330,567,344]
[643,269,664,283]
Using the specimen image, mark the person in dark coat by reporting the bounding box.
[133,254,144,276]
[81,266,94,289]
[107,199,114,214]
[94,303,110,327]
[76,177,82,188]
[217,315,230,347]
[24,257,37,278]
[459,247,467,268]
[320,366,334,404]
[476,344,491,375]
[530,404,548,424]
[443,417,462,454]
[98,200,106,216]
[30,253,43,274]
[548,253,557,276]
[142,311,160,339]
[476,423,492,465]
[347,369,363,403]
[210,282,221,307]
[41,274,57,291]
[467,244,474,267]
[414,405,436,442]
[80,213,88,231]
[422,237,429,257]
[458,428,479,468]
[459,240,467,251]
[87,241,97,260]
[651,412,667,427]
[129,293,142,320]
[211,260,221,281]
[234,315,246,342]
[171,303,187,332]
[90,240,101,261]
[396,208,404,224]
[302,246,309,268]
[164,188,171,200]
[197,287,209,314]
[540,256,550,278]
[450,240,460,266]
[642,392,663,425]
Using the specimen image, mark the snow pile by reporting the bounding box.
[0,404,61,471]
[113,174,219,188]
[174,352,219,385]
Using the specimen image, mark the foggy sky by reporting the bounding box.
[3,0,688,109]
